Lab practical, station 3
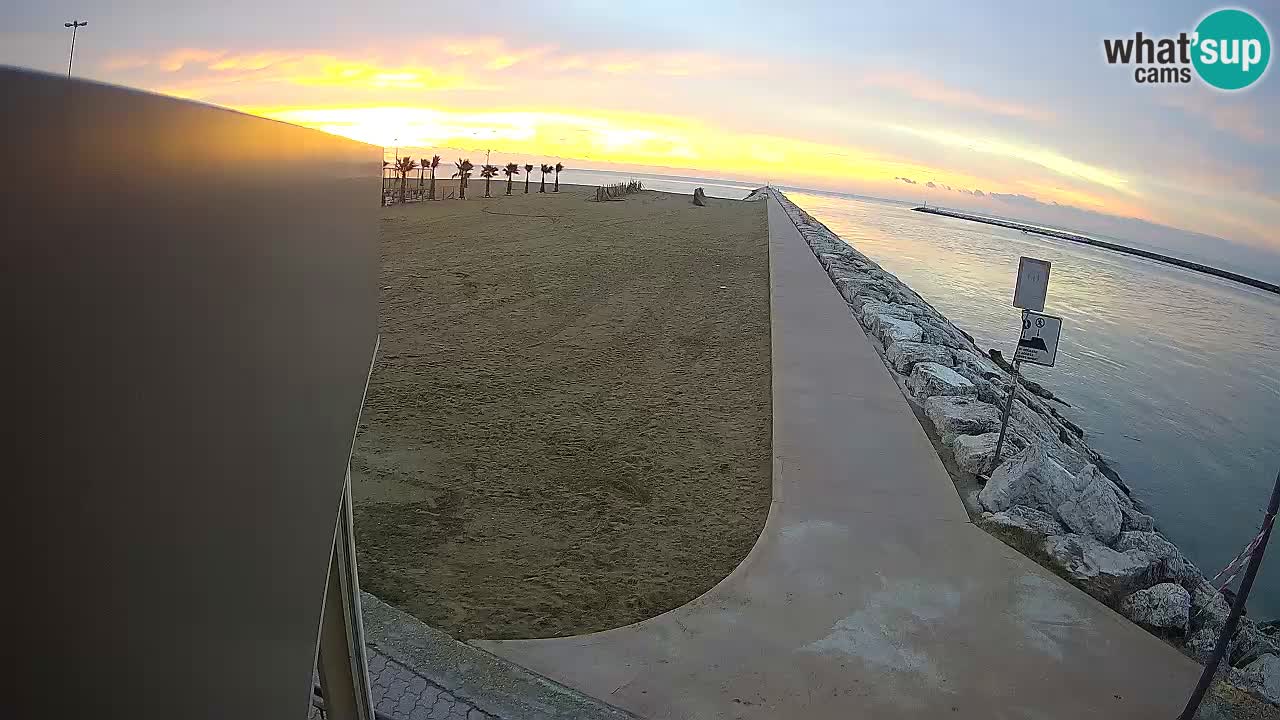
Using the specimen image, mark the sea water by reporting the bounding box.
[559,169,1280,617]
[789,190,1280,619]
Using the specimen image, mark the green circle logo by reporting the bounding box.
[1193,9,1271,90]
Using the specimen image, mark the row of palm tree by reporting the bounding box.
[385,156,565,202]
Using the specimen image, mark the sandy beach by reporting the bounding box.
[351,184,772,640]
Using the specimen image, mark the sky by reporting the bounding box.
[3,1,1278,264]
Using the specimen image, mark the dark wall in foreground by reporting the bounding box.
[1,68,379,719]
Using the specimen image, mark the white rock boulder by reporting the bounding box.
[886,341,954,374]
[1042,533,1159,602]
[1239,654,1280,706]
[872,316,924,347]
[1119,583,1191,631]
[979,444,1085,514]
[1056,466,1124,544]
[906,362,975,400]
[1121,505,1157,532]
[1184,628,1220,664]
[950,433,1000,475]
[972,376,1009,407]
[954,350,1002,379]
[859,298,913,319]
[980,505,1065,553]
[989,505,1065,536]
[1232,623,1280,667]
[915,316,971,351]
[925,395,1001,442]
[1189,579,1232,634]
[1114,531,1200,585]
[834,278,888,306]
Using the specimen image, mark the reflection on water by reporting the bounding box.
[790,191,1280,619]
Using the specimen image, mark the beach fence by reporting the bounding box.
[382,155,435,205]
[593,179,644,201]
[383,169,433,205]
[4,67,381,720]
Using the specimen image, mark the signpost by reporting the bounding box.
[991,258,1060,472]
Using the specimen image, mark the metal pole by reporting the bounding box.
[990,308,1031,472]
[1177,467,1280,720]
[990,359,1021,472]
[65,21,87,78]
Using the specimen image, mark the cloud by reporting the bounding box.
[435,37,557,71]
[895,176,918,184]
[859,70,1053,123]
[100,50,477,97]
[105,48,227,72]
[552,50,760,77]
[98,42,758,104]
[942,184,952,191]
[926,181,937,188]
[990,191,1047,207]
[1161,93,1269,145]
[889,124,1132,195]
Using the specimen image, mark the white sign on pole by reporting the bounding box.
[1015,311,1062,367]
[1013,257,1051,311]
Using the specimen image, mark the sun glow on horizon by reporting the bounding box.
[248,103,1098,211]
[62,37,1274,249]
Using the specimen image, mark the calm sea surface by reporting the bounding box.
[562,169,1280,617]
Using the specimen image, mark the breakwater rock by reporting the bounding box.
[766,188,1279,705]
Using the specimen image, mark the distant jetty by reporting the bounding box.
[913,206,1280,295]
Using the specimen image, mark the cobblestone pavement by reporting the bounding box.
[311,647,498,720]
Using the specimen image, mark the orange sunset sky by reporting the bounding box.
[3,2,1276,258]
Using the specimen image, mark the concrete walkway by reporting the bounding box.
[475,193,1201,718]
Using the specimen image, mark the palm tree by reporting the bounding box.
[479,164,499,198]
[417,158,426,193]
[553,162,564,192]
[382,161,389,200]
[523,164,533,193]
[428,155,441,200]
[503,163,521,195]
[395,156,417,204]
[539,164,553,193]
[452,158,473,199]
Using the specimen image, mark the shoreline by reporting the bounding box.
[912,205,1280,295]
[767,188,1280,707]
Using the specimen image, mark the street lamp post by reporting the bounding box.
[64,21,88,79]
